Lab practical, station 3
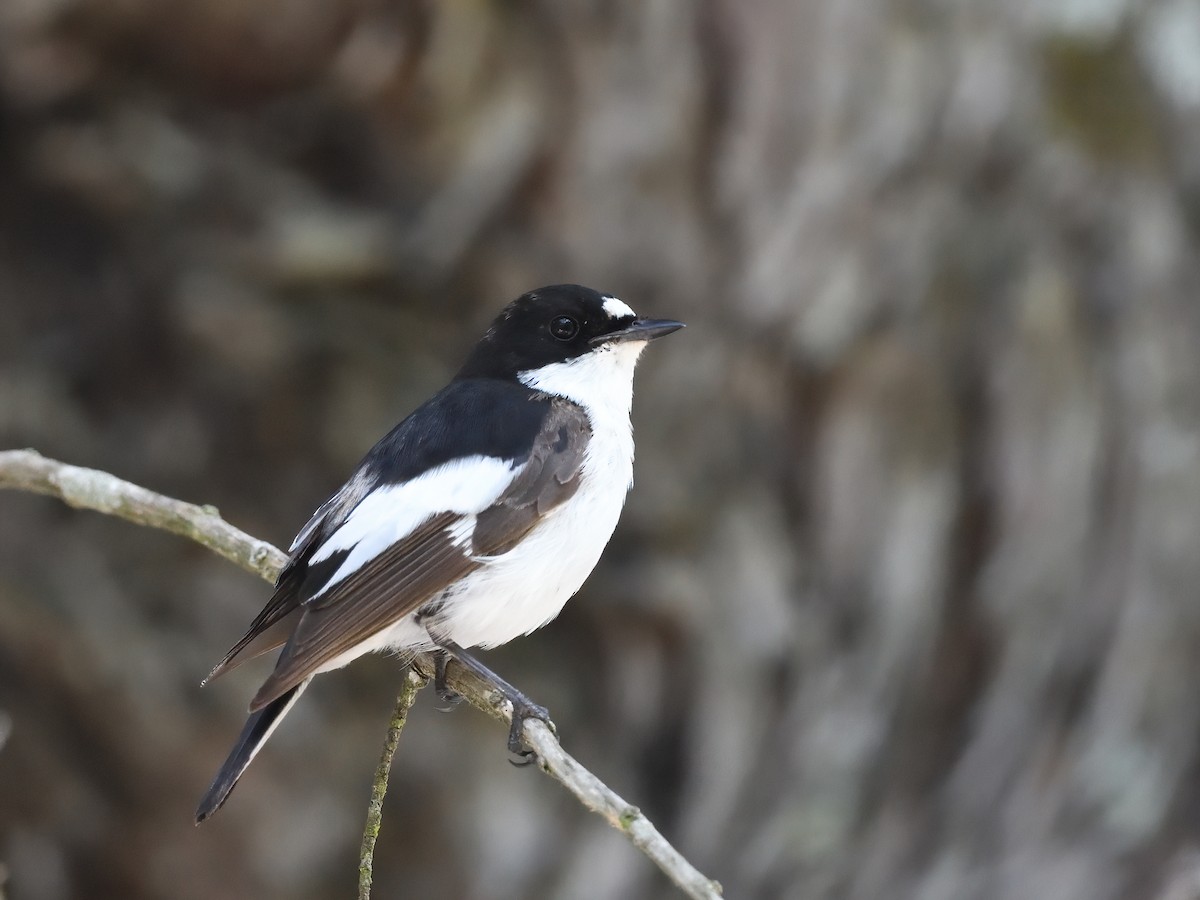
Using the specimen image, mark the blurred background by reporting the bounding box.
[2,1,1200,898]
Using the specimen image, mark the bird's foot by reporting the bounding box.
[433,650,463,712]
[426,637,555,763]
[506,695,553,766]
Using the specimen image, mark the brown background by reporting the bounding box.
[3,2,1200,899]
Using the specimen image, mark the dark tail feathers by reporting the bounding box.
[195,679,310,823]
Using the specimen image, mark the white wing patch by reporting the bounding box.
[290,513,322,553]
[289,470,368,552]
[601,295,635,320]
[309,455,519,595]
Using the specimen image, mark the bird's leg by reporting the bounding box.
[432,650,463,712]
[430,638,552,764]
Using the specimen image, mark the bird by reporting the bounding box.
[195,284,683,822]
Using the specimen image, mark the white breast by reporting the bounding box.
[436,340,645,648]
[314,340,648,665]
[433,450,628,646]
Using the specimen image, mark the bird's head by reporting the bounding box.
[456,285,684,409]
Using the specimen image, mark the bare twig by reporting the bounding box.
[0,448,285,578]
[358,667,426,900]
[407,655,725,898]
[0,448,723,900]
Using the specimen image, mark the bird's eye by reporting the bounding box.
[549,316,580,341]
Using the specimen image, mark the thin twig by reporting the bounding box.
[0,448,723,900]
[411,655,725,898]
[358,667,426,900]
[0,448,285,578]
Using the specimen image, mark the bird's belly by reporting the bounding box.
[315,434,634,669]
[436,469,629,649]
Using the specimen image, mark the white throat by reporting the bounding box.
[517,341,647,426]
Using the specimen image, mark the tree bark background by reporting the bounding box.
[3,2,1200,898]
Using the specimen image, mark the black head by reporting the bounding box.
[456,284,683,381]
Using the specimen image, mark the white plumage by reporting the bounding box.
[196,284,683,823]
[308,455,517,595]
[313,338,648,665]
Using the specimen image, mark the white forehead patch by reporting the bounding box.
[602,295,636,320]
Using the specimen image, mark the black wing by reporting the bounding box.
[245,397,591,710]
[204,378,557,682]
[202,471,375,682]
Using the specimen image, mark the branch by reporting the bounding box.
[0,449,723,900]
[358,667,426,900]
[0,448,285,578]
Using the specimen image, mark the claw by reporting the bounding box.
[508,749,537,768]
[433,650,463,711]
[505,696,551,762]
[427,637,555,762]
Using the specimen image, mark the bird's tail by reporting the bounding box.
[195,678,311,823]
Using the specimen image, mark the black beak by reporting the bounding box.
[592,318,686,345]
